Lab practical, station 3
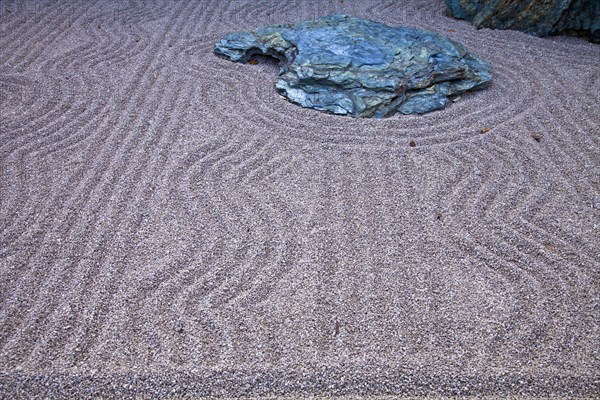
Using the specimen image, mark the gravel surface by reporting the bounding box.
[1,0,599,398]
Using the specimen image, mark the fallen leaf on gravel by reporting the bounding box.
[480,127,491,134]
[532,132,541,142]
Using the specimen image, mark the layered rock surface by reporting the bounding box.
[214,14,491,118]
[445,0,600,42]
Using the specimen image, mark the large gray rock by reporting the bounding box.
[214,15,491,118]
[445,0,600,42]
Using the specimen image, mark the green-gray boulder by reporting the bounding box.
[445,0,600,43]
[214,15,491,118]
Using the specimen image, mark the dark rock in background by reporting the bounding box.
[445,0,600,43]
[214,15,491,118]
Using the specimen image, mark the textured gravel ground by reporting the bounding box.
[1,0,599,398]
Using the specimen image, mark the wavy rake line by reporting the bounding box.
[449,235,555,363]
[535,51,599,91]
[216,136,285,184]
[533,66,600,171]
[0,75,49,135]
[0,73,124,167]
[468,221,590,364]
[0,75,30,110]
[220,0,270,31]
[193,0,239,38]
[442,143,533,259]
[115,137,282,366]
[213,184,303,363]
[32,96,112,159]
[179,2,295,70]
[464,138,593,263]
[2,0,197,253]
[298,0,340,21]
[355,153,417,345]
[128,141,238,305]
[0,72,178,367]
[0,2,32,39]
[0,73,114,246]
[59,77,205,366]
[176,37,228,71]
[162,1,221,51]
[179,189,286,350]
[302,154,372,355]
[407,150,511,360]
[171,138,275,295]
[221,0,301,32]
[82,14,151,69]
[438,147,529,270]
[372,0,447,30]
[528,113,599,215]
[1,73,108,158]
[86,31,153,72]
[157,1,234,71]
[0,1,176,294]
[239,145,301,186]
[441,142,544,260]
[13,2,99,71]
[308,151,428,359]
[165,134,301,363]
[438,144,585,361]
[0,1,81,69]
[464,28,600,65]
[38,1,146,72]
[528,114,600,204]
[0,0,199,364]
[490,135,598,264]
[204,161,299,308]
[0,75,84,239]
[472,138,595,275]
[0,1,75,66]
[38,25,120,72]
[321,152,424,357]
[520,64,600,169]
[90,139,235,367]
[252,0,300,25]
[84,1,186,68]
[450,27,600,72]
[78,86,266,360]
[435,147,551,362]
[111,0,170,25]
[43,10,151,72]
[587,69,600,106]
[363,0,417,26]
[12,73,189,369]
[0,75,70,146]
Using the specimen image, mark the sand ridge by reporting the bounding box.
[0,0,599,398]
